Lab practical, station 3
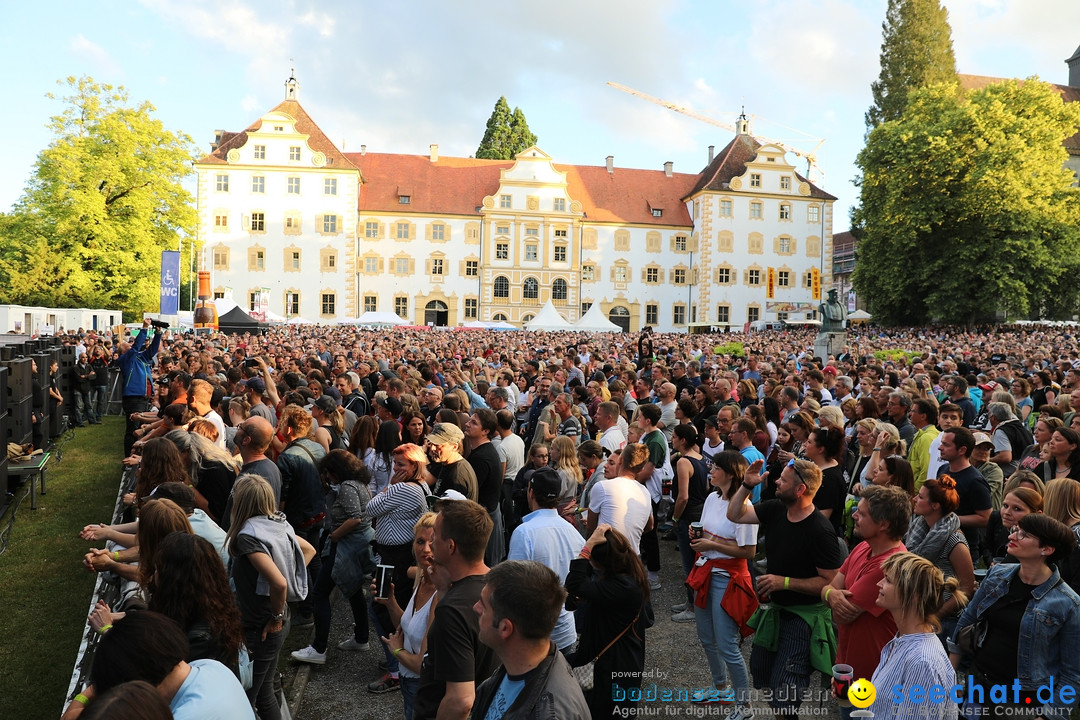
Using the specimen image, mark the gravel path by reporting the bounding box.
[284,535,842,719]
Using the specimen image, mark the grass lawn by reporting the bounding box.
[0,418,122,720]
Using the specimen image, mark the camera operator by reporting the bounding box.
[117,318,164,456]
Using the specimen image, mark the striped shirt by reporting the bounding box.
[366,481,428,546]
[869,632,958,719]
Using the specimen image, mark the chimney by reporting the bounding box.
[663,161,673,177]
[1069,44,1080,87]
[606,155,614,174]
[708,145,715,163]
[430,144,439,163]
[360,145,367,156]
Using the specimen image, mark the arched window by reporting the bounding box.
[522,314,535,323]
[424,300,448,327]
[523,277,539,299]
[493,276,510,299]
[552,278,568,300]
[493,313,508,322]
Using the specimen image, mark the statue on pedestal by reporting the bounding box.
[819,288,847,333]
[814,288,847,361]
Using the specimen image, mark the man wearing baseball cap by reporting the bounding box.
[428,423,478,502]
[241,376,276,427]
[507,467,585,651]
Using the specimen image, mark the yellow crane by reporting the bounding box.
[606,81,825,185]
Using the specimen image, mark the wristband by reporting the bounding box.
[823,587,832,603]
[784,576,790,590]
[112,551,120,561]
[98,624,112,634]
[871,447,882,452]
[672,517,681,524]
[74,694,89,706]
[393,647,404,657]
[579,547,592,560]
[741,482,756,492]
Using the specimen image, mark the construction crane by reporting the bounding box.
[607,81,825,186]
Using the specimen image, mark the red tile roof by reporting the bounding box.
[684,133,836,201]
[346,151,700,226]
[959,74,1080,154]
[196,100,358,171]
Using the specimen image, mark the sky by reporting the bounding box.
[2,0,1078,232]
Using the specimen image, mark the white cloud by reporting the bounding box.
[69,34,122,77]
[137,0,290,54]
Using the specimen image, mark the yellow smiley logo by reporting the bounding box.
[848,678,876,708]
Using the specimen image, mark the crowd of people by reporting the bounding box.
[53,317,1080,719]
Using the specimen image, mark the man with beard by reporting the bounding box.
[727,458,844,717]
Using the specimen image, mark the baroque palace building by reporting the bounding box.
[194,76,835,332]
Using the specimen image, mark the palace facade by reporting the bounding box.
[194,77,835,332]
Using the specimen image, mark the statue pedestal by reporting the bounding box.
[814,332,847,362]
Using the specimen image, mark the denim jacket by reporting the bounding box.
[949,564,1080,718]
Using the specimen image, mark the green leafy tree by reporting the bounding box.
[852,79,1080,325]
[0,76,196,317]
[866,0,957,129]
[476,96,538,159]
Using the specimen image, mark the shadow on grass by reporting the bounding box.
[0,419,122,719]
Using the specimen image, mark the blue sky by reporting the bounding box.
[2,0,1078,231]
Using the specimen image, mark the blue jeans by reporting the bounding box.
[245,616,290,720]
[91,386,107,420]
[676,519,696,605]
[695,572,751,704]
[74,391,94,424]
[369,594,400,675]
[401,676,419,720]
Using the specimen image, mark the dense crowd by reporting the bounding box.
[56,319,1080,720]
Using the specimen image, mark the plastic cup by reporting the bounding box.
[832,664,853,707]
[690,522,704,539]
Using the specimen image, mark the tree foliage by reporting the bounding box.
[866,0,957,129]
[0,76,196,316]
[476,96,538,159]
[852,79,1080,325]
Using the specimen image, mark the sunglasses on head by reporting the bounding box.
[786,458,806,485]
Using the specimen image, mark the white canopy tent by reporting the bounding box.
[264,309,286,323]
[574,303,621,332]
[346,311,409,327]
[523,301,573,331]
[286,316,312,325]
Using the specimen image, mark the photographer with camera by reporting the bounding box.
[117,318,164,456]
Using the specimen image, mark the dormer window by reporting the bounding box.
[651,208,662,218]
[399,195,411,204]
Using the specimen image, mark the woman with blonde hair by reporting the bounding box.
[1043,479,1080,593]
[375,512,439,716]
[228,474,315,720]
[864,422,905,481]
[817,405,845,432]
[550,435,584,528]
[868,552,967,719]
[847,418,879,494]
[166,429,241,524]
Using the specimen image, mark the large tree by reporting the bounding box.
[0,76,196,316]
[476,96,538,159]
[865,0,957,129]
[852,79,1080,325]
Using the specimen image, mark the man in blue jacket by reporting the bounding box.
[117,318,163,456]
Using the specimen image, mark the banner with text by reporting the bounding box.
[160,251,181,315]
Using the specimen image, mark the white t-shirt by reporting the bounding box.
[699,493,757,571]
[202,409,227,449]
[496,432,525,482]
[588,477,652,552]
[597,425,627,455]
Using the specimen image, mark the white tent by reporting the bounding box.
[264,309,286,323]
[347,311,408,327]
[286,316,312,325]
[523,301,573,331]
[848,309,873,320]
[574,302,621,331]
[462,320,519,330]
